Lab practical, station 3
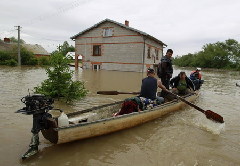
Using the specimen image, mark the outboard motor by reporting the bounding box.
[16,94,55,159]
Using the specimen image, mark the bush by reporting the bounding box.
[27,58,38,65]
[34,52,88,102]
[65,81,88,101]
[0,51,17,66]
[0,51,12,63]
[20,47,37,65]
[1,46,38,66]
[4,59,17,66]
[38,56,50,66]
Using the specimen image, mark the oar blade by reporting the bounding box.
[205,110,224,123]
[97,91,119,95]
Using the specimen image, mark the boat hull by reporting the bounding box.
[42,93,198,144]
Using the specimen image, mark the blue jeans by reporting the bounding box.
[156,96,164,104]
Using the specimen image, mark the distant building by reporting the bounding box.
[71,18,167,72]
[0,39,12,51]
[4,38,10,43]
[0,41,49,57]
[23,44,49,57]
[66,52,82,60]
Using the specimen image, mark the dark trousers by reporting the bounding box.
[160,77,170,97]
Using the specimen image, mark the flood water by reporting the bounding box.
[0,66,240,166]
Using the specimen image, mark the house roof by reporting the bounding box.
[0,41,12,51]
[23,44,49,55]
[0,41,49,55]
[70,18,167,46]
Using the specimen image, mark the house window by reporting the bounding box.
[147,47,151,59]
[93,45,101,56]
[156,49,159,60]
[103,28,113,37]
[93,64,101,70]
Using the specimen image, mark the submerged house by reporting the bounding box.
[71,19,167,72]
[23,44,49,57]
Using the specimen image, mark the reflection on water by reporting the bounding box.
[0,66,240,166]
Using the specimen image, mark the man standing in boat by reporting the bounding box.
[140,68,168,104]
[157,49,173,97]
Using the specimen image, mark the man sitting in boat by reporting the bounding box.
[190,68,204,90]
[139,68,167,104]
[113,68,167,116]
[170,71,195,95]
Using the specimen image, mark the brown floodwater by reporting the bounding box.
[0,66,240,166]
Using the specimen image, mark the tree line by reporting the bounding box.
[173,39,240,70]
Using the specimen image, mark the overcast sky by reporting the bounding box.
[0,0,240,56]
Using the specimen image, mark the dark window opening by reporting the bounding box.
[147,47,151,59]
[93,64,101,70]
[93,45,101,56]
[156,49,159,60]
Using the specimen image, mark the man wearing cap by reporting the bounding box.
[140,68,168,104]
[190,68,202,80]
[190,68,203,90]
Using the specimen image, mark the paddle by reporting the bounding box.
[236,83,240,87]
[167,91,224,123]
[97,91,140,95]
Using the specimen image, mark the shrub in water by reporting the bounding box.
[34,52,88,102]
[38,56,50,66]
[5,59,17,66]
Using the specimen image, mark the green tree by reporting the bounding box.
[57,41,75,56]
[38,56,50,66]
[173,53,196,67]
[18,46,38,65]
[173,39,240,70]
[0,50,18,66]
[0,46,38,66]
[222,39,240,69]
[0,51,12,64]
[34,51,88,102]
[5,59,17,66]
[9,46,38,65]
[10,36,26,44]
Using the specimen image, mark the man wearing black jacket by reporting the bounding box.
[170,71,195,95]
[157,49,173,97]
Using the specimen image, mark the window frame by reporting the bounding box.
[103,28,113,37]
[92,45,102,56]
[155,49,159,60]
[93,64,101,70]
[147,46,151,59]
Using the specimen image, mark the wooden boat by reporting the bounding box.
[41,92,199,144]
